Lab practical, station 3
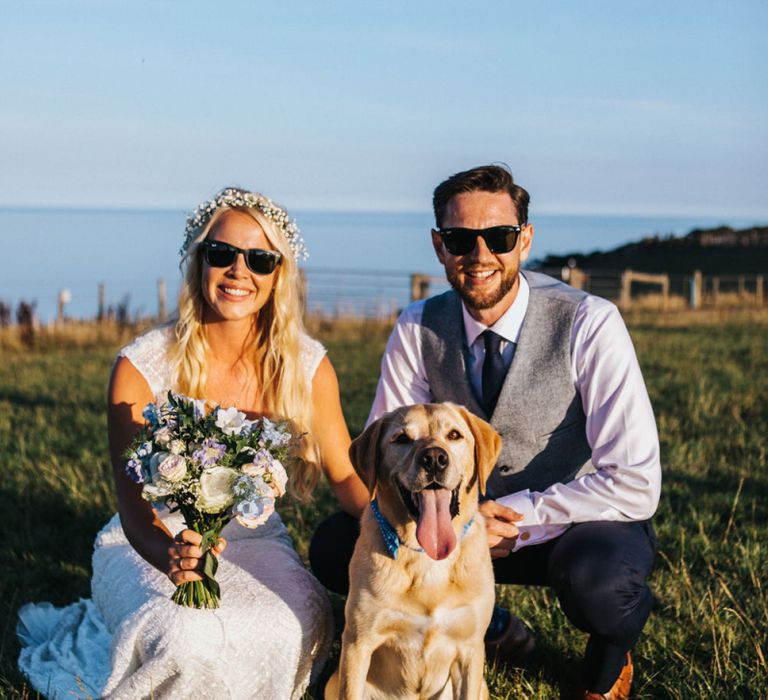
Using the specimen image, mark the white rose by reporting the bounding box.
[149,452,170,482]
[169,439,186,455]
[197,466,236,513]
[158,453,187,482]
[142,481,173,501]
[215,406,248,436]
[153,426,172,447]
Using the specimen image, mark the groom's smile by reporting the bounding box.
[431,190,533,326]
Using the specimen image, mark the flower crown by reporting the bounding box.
[181,188,308,261]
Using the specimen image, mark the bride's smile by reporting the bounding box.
[202,209,278,324]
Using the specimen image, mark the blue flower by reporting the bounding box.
[142,403,160,427]
[126,458,145,484]
[260,417,291,447]
[192,398,207,420]
[192,438,227,467]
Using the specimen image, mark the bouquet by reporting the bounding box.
[124,392,293,609]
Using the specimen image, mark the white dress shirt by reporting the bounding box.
[367,273,661,551]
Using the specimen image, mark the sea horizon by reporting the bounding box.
[2,207,764,322]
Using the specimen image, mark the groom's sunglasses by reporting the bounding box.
[201,240,282,275]
[435,225,523,256]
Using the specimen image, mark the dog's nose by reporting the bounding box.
[417,447,449,476]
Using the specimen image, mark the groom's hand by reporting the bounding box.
[167,529,227,585]
[479,500,523,559]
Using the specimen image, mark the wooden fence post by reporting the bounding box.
[157,279,168,321]
[712,276,720,307]
[57,289,71,323]
[619,269,670,309]
[619,270,632,309]
[568,267,586,290]
[98,282,106,321]
[690,270,702,310]
[410,274,430,302]
[756,275,764,306]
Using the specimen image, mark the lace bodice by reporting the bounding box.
[119,324,326,400]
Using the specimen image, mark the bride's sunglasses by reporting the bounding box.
[201,240,282,275]
[435,225,523,256]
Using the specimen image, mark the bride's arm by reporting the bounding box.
[108,356,223,582]
[311,356,369,518]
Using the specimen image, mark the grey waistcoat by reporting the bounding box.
[421,270,594,499]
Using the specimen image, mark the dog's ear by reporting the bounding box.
[349,417,387,498]
[457,406,502,496]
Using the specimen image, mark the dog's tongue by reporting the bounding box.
[416,489,456,560]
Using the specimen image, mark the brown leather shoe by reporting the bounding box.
[484,614,535,671]
[578,653,634,700]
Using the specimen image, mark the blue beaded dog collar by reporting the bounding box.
[370,497,476,560]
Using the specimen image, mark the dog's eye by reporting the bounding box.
[447,429,463,440]
[392,432,411,444]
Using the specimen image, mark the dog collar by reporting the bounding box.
[370,497,476,560]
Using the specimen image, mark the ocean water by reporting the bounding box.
[0,208,759,321]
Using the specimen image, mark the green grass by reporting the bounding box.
[1,316,766,699]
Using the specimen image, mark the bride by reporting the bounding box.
[17,187,368,699]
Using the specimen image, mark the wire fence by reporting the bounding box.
[1,266,765,329]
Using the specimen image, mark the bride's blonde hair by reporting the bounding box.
[171,199,319,501]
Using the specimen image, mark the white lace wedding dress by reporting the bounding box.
[17,326,334,699]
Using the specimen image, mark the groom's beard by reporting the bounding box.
[446,267,517,310]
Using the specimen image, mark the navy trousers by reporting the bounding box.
[309,512,657,693]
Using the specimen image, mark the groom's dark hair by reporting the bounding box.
[432,164,530,227]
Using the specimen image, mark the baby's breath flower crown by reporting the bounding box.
[181,187,308,261]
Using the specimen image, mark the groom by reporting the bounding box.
[311,164,660,699]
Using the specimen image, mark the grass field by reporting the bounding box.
[1,312,766,699]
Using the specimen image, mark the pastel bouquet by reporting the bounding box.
[124,392,292,609]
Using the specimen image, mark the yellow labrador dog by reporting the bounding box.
[326,403,502,700]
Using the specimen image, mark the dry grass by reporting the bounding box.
[0,320,148,350]
[623,307,768,328]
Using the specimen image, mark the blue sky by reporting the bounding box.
[1,0,766,217]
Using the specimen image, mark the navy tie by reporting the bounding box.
[481,330,506,417]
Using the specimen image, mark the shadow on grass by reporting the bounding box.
[0,389,103,413]
[0,481,112,694]
[513,639,581,699]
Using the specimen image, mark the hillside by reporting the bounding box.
[534,225,768,274]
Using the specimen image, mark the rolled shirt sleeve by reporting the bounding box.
[498,296,661,549]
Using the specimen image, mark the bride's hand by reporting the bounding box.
[167,529,227,585]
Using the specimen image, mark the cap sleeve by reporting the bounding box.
[299,333,327,387]
[118,325,175,398]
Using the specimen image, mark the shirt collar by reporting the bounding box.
[462,273,530,347]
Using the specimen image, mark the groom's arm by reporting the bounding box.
[367,301,433,425]
[496,296,661,550]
